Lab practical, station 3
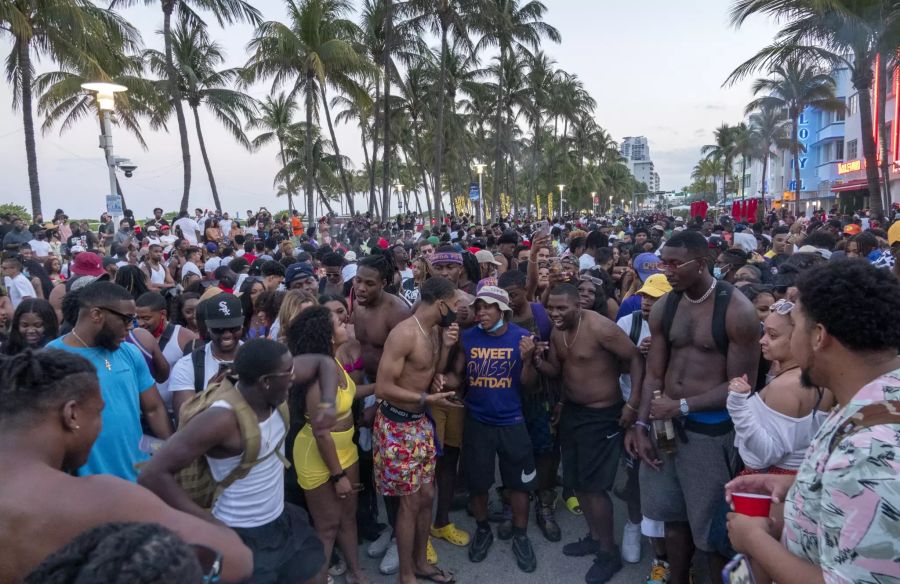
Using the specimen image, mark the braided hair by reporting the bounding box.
[0,349,97,423]
[24,522,203,584]
[358,249,397,293]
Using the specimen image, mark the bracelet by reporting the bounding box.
[329,471,346,484]
[634,421,650,431]
[317,402,335,410]
[624,402,638,413]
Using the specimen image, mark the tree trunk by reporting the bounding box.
[791,109,801,216]
[491,47,506,225]
[431,24,449,223]
[760,151,769,217]
[370,82,380,215]
[381,0,393,223]
[279,140,295,213]
[304,74,316,229]
[18,41,41,219]
[855,82,883,213]
[740,156,746,203]
[360,129,372,216]
[191,106,222,212]
[412,126,432,214]
[315,179,335,215]
[876,54,892,214]
[163,5,192,214]
[400,145,423,216]
[321,88,355,215]
[115,176,129,212]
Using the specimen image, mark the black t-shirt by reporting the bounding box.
[67,233,89,250]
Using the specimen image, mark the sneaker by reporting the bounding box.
[646,559,671,584]
[378,542,399,575]
[431,522,470,546]
[535,502,561,542]
[621,521,642,563]
[468,527,494,563]
[367,528,392,558]
[426,537,438,565]
[511,534,537,573]
[585,547,623,584]
[563,534,600,557]
[564,495,583,515]
[328,549,347,576]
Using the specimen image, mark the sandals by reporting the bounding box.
[415,567,456,583]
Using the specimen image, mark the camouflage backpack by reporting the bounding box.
[174,375,290,509]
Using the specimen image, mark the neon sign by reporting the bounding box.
[838,159,863,174]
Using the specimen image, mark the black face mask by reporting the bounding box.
[438,302,457,328]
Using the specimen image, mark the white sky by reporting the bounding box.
[0,0,782,218]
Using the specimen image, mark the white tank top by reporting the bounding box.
[155,325,186,411]
[205,400,286,528]
[145,261,166,285]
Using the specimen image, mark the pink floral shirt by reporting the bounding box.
[782,368,900,583]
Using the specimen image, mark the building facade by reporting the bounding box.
[620,136,661,193]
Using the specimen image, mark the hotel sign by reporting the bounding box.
[838,159,863,174]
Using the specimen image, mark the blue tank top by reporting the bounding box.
[462,323,530,426]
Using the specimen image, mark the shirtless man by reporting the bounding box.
[536,282,644,584]
[627,230,759,584]
[375,276,461,584]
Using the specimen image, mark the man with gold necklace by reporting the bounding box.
[47,281,172,481]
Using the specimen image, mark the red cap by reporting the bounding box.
[71,252,105,277]
[377,238,389,249]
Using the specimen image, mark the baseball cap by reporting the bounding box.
[797,245,833,260]
[344,251,357,262]
[470,285,511,312]
[632,253,662,282]
[474,249,501,266]
[888,221,900,246]
[146,225,159,232]
[843,223,861,236]
[206,242,218,253]
[71,251,105,277]
[200,293,244,329]
[285,262,316,285]
[637,274,673,298]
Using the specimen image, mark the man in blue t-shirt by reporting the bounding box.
[48,281,171,481]
[450,285,539,573]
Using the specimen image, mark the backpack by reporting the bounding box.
[628,310,644,346]
[191,347,206,393]
[158,323,177,351]
[661,280,733,356]
[174,375,291,509]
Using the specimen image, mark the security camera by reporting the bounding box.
[115,158,138,178]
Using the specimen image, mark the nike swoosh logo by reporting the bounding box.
[521,469,537,483]
[606,432,621,440]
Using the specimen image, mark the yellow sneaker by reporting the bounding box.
[565,496,582,515]
[430,523,470,547]
[426,537,438,565]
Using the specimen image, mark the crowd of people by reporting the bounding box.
[0,202,898,584]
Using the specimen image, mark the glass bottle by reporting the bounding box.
[652,390,677,454]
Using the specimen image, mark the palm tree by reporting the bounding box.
[247,93,300,213]
[730,122,756,202]
[112,0,261,214]
[701,123,737,205]
[473,0,560,223]
[691,157,726,202]
[332,86,376,213]
[744,59,844,209]
[2,0,140,218]
[145,20,257,212]
[726,0,900,214]
[246,0,367,227]
[748,106,791,213]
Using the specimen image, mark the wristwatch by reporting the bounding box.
[329,471,347,484]
[679,398,690,417]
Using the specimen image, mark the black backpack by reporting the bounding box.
[661,280,733,356]
[191,347,206,393]
[628,310,644,346]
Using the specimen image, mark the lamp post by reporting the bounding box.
[608,195,613,215]
[591,191,596,217]
[394,182,405,216]
[621,198,625,213]
[557,184,566,219]
[82,82,127,222]
[474,163,486,225]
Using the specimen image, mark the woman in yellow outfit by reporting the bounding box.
[286,306,375,584]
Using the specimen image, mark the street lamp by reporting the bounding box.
[591,191,596,217]
[557,184,566,218]
[394,183,404,214]
[621,198,625,213]
[608,195,613,214]
[82,82,127,221]
[474,163,486,224]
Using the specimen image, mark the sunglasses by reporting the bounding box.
[209,326,242,335]
[770,299,795,315]
[189,544,222,583]
[99,306,137,326]
[658,258,699,271]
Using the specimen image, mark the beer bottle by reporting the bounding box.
[652,390,677,454]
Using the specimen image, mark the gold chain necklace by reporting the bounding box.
[412,315,438,355]
[70,330,112,371]
[563,312,582,349]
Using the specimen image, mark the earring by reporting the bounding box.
[74,425,80,430]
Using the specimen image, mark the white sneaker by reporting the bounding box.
[379,542,400,575]
[622,521,642,563]
[367,528,392,558]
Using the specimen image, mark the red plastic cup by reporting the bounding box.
[732,492,772,517]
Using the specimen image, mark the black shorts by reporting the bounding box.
[559,401,624,494]
[232,503,325,584]
[463,415,537,493]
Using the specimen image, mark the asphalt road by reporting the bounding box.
[346,488,681,584]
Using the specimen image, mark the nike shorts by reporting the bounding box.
[559,401,624,494]
[463,415,536,493]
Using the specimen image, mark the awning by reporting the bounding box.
[831,179,869,193]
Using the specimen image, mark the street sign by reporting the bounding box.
[469,182,480,201]
[106,195,123,215]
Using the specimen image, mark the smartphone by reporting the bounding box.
[532,220,550,239]
[722,554,756,584]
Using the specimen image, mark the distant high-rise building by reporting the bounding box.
[620,136,650,162]
[620,136,660,194]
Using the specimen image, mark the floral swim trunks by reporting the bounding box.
[373,401,436,496]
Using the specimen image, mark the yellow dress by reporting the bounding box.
[293,360,359,490]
